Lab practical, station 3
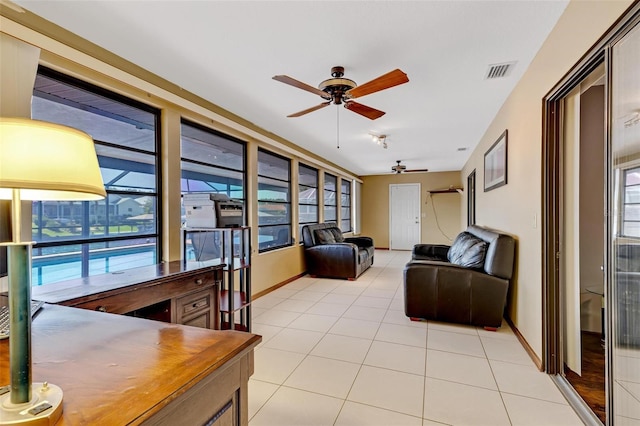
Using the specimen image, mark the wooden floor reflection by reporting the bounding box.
[564,331,606,424]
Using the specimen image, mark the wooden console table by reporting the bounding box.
[0,304,261,425]
[32,260,224,329]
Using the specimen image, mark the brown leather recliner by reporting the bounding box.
[301,223,374,280]
[404,225,515,328]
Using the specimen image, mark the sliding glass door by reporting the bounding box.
[544,7,640,425]
[609,21,640,425]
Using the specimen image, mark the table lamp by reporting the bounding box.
[0,117,106,425]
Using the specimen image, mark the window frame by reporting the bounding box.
[257,148,292,252]
[30,66,162,286]
[298,163,319,238]
[324,173,337,223]
[340,178,352,232]
[621,165,640,238]
[180,119,247,223]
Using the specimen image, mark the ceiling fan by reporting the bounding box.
[392,160,429,174]
[273,66,409,120]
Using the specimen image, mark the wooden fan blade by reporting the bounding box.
[344,101,385,120]
[346,69,409,99]
[287,102,331,118]
[405,169,429,173]
[273,75,330,98]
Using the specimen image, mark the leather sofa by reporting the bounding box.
[301,223,374,280]
[404,225,515,328]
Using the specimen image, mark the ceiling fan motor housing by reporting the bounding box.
[318,66,357,104]
[392,162,407,173]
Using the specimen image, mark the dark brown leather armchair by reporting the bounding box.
[404,225,515,328]
[301,223,374,280]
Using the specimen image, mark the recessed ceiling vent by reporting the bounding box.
[485,62,516,80]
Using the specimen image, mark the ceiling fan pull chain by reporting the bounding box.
[336,105,340,149]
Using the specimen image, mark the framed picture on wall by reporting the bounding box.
[484,130,508,192]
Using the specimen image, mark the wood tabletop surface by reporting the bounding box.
[0,304,261,425]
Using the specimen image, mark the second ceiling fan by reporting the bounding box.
[392,160,429,174]
[273,66,409,120]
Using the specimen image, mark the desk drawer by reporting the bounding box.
[174,271,217,292]
[177,290,212,317]
[72,271,216,315]
[176,288,215,328]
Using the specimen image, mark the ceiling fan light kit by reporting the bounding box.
[273,66,409,121]
[370,134,387,148]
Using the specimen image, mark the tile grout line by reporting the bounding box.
[480,328,515,425]
[422,321,430,423]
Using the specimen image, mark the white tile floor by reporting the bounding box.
[248,250,584,426]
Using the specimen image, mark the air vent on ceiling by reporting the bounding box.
[485,62,516,80]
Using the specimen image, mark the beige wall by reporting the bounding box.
[252,246,306,295]
[460,0,633,358]
[361,171,462,248]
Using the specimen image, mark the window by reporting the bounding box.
[180,119,246,212]
[180,121,246,261]
[340,179,352,232]
[258,149,291,251]
[298,164,319,236]
[324,173,337,223]
[30,67,160,286]
[622,166,640,237]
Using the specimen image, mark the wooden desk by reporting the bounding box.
[32,261,224,329]
[0,304,261,425]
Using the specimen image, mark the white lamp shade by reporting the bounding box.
[0,117,106,200]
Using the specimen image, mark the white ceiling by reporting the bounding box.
[13,0,569,176]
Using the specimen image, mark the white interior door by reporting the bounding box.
[389,184,421,250]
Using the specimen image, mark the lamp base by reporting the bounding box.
[0,382,62,425]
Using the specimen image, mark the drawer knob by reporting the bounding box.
[195,279,203,285]
[96,306,107,312]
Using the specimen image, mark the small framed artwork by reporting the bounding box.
[484,130,508,192]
